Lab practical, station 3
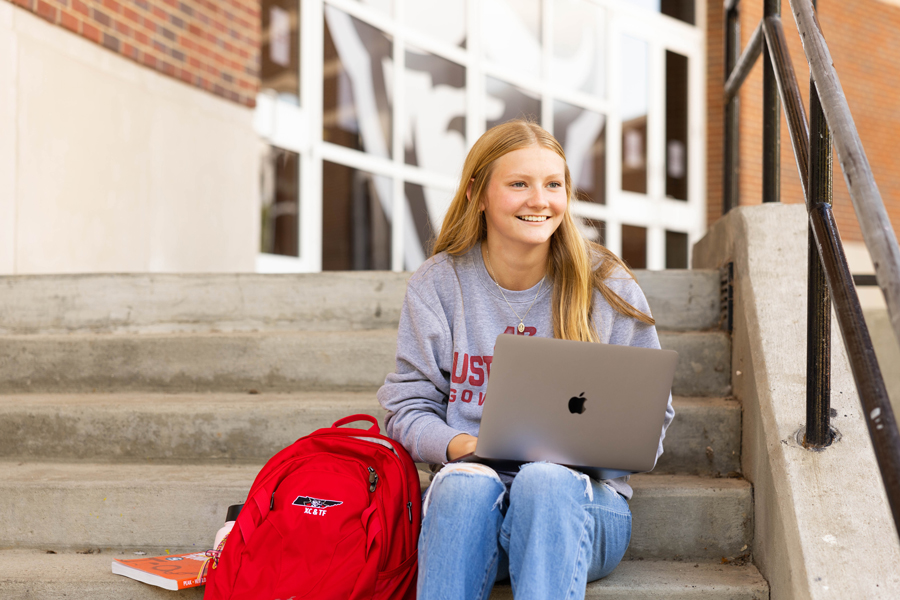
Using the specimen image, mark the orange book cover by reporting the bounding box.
[112,551,209,591]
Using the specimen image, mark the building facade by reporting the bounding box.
[0,0,898,276]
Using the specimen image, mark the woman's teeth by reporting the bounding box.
[518,216,548,222]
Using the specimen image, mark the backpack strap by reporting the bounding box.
[332,414,380,433]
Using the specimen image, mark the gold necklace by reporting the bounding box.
[485,248,545,333]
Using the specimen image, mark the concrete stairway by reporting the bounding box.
[0,271,769,598]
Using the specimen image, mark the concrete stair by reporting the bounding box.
[0,463,751,560]
[0,393,741,474]
[0,329,730,395]
[0,550,768,599]
[0,270,769,598]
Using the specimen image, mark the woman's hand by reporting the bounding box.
[446,433,478,461]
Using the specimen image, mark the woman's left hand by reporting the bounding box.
[447,433,478,461]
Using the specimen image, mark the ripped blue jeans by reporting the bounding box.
[417,462,632,600]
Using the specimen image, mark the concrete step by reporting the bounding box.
[659,396,742,476]
[633,269,722,332]
[0,393,742,476]
[0,550,768,599]
[0,272,410,335]
[0,463,751,561]
[0,329,730,396]
[626,474,751,561]
[0,270,720,335]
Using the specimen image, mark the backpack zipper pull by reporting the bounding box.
[407,501,413,523]
[368,467,378,492]
[270,491,276,510]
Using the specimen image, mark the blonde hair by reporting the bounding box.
[432,119,654,341]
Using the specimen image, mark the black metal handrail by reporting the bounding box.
[724,0,900,540]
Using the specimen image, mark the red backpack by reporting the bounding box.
[204,415,421,600]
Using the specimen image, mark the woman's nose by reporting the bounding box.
[527,188,551,207]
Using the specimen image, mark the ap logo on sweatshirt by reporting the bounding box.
[292,495,343,516]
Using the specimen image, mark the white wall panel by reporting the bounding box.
[8,8,259,274]
[0,3,17,274]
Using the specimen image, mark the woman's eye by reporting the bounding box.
[547,181,562,189]
[511,181,526,188]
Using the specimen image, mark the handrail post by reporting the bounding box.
[724,0,741,214]
[762,0,780,202]
[805,0,833,448]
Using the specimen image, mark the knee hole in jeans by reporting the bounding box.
[422,463,505,517]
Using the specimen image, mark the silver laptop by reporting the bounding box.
[456,334,677,479]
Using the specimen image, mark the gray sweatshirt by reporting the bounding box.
[377,243,674,500]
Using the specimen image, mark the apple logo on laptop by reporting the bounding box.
[568,392,587,415]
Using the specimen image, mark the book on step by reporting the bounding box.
[112,551,208,591]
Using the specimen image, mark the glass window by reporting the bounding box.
[261,0,300,106]
[621,0,695,25]
[405,47,467,177]
[622,224,647,269]
[666,230,689,268]
[322,161,392,270]
[404,0,466,48]
[323,6,393,158]
[405,183,452,260]
[481,0,541,78]
[554,101,606,205]
[486,77,541,130]
[260,147,300,257]
[577,218,606,245]
[666,50,689,201]
[552,0,605,97]
[621,36,648,195]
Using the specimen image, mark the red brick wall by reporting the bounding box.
[820,0,900,243]
[706,0,900,244]
[6,0,260,107]
[706,0,725,229]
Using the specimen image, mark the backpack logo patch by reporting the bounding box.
[292,496,343,516]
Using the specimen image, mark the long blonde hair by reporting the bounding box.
[432,120,654,341]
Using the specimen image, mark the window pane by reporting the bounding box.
[482,0,541,78]
[661,0,694,25]
[622,224,647,269]
[323,7,393,158]
[554,101,606,205]
[621,36,648,194]
[404,0,466,47]
[405,183,452,265]
[322,161,392,270]
[577,218,606,245]
[405,47,466,177]
[552,0,605,97]
[260,147,300,257]
[666,51,689,201]
[261,0,300,106]
[666,230,689,268]
[621,0,695,25]
[486,77,541,130]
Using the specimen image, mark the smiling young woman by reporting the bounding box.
[377,119,673,600]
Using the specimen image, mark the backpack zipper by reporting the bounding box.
[367,466,379,492]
